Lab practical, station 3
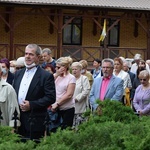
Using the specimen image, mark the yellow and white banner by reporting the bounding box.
[99,19,106,42]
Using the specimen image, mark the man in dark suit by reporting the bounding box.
[13,44,56,140]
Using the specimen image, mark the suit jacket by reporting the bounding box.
[130,76,140,100]
[6,71,14,85]
[13,66,56,135]
[89,75,124,110]
[128,71,135,86]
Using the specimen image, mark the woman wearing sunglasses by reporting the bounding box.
[133,70,150,116]
[52,56,76,129]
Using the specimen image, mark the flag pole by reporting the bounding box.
[103,33,107,59]
[99,19,107,58]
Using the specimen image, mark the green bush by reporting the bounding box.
[36,101,150,150]
[94,99,138,123]
[1,100,150,150]
[36,119,150,150]
[0,126,36,150]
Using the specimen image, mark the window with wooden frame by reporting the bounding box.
[101,18,120,46]
[63,17,82,45]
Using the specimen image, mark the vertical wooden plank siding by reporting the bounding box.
[9,8,14,60]
[57,9,63,59]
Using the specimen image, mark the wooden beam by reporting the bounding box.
[0,14,10,28]
[107,13,126,32]
[57,9,63,58]
[107,19,120,32]
[9,8,14,60]
[14,8,35,29]
[61,17,75,30]
[92,18,102,30]
[146,29,150,59]
[136,19,148,34]
[39,8,58,30]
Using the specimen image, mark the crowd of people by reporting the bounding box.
[0,44,150,140]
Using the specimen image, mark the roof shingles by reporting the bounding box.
[0,0,150,11]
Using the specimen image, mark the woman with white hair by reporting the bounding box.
[71,62,90,128]
[15,57,25,70]
[133,70,150,116]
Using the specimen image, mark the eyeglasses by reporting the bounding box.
[140,78,147,81]
[102,67,112,69]
[56,66,61,69]
[114,63,121,66]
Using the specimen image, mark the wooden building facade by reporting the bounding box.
[0,0,150,64]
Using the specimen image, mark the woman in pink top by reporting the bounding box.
[52,56,76,129]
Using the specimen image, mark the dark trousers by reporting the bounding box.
[121,96,125,105]
[59,107,75,129]
[18,111,45,140]
[18,127,44,140]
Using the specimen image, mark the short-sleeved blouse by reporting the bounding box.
[55,73,76,110]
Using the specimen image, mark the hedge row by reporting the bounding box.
[1,100,150,150]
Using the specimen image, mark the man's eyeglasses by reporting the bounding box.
[139,78,147,81]
[102,67,112,69]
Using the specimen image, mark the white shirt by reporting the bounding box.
[113,70,132,95]
[18,67,37,104]
[92,67,102,79]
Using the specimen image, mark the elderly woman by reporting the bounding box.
[79,59,93,87]
[52,56,76,129]
[133,70,150,116]
[9,60,17,73]
[71,62,90,127]
[113,57,132,105]
[0,64,20,126]
[0,58,14,85]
